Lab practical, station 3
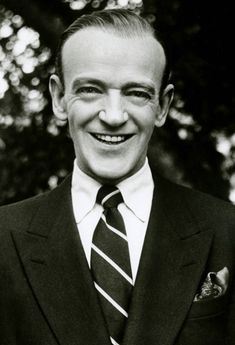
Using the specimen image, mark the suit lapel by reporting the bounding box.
[11,177,110,345]
[123,175,214,345]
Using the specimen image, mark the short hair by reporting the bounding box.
[55,9,171,95]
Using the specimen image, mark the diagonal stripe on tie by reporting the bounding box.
[91,185,133,344]
[92,249,133,309]
[110,336,120,345]
[101,214,128,241]
[91,244,133,285]
[94,282,128,317]
[93,218,132,277]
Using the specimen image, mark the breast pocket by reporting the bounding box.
[175,294,229,345]
[187,293,228,320]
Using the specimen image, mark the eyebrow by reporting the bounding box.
[71,78,156,96]
[71,78,104,91]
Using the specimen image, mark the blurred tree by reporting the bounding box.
[0,0,234,205]
[146,0,235,199]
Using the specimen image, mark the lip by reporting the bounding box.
[89,132,134,146]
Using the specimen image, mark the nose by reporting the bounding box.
[99,90,128,127]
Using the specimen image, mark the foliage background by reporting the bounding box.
[0,0,234,205]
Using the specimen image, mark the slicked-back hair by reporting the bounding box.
[55,9,171,95]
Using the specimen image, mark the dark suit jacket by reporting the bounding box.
[1,172,235,345]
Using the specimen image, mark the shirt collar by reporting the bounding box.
[71,158,154,223]
[117,159,154,222]
[71,160,101,223]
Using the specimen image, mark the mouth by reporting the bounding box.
[90,133,133,145]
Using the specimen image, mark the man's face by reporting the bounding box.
[50,28,173,184]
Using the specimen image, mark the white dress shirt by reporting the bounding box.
[71,159,154,283]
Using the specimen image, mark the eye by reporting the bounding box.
[76,86,102,95]
[125,90,152,104]
[128,90,151,99]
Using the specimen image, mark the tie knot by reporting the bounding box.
[97,185,123,209]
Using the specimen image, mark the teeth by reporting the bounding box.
[96,134,126,143]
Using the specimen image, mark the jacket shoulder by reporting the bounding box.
[0,175,71,236]
[172,179,233,209]
[158,175,235,224]
[0,193,48,234]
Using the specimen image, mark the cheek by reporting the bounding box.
[66,106,84,142]
[67,103,88,127]
[129,100,158,119]
[133,108,157,133]
[67,100,101,128]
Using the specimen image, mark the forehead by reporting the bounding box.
[62,28,166,88]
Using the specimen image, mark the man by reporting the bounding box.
[0,8,235,345]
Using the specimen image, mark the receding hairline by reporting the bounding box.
[54,9,171,93]
[61,26,166,75]
[63,23,156,43]
[60,16,160,65]
[62,25,165,60]
[61,27,166,88]
[61,9,155,40]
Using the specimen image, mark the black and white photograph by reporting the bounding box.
[0,1,234,344]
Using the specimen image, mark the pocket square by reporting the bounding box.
[193,267,229,302]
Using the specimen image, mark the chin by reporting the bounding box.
[95,173,125,185]
[90,167,127,185]
[91,163,138,185]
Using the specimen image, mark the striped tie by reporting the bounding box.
[91,186,133,345]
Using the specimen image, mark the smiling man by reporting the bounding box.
[49,21,172,184]
[1,8,235,345]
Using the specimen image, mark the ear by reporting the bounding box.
[155,84,174,127]
[49,74,67,122]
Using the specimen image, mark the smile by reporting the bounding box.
[90,133,133,145]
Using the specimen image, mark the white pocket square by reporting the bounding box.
[193,266,229,302]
